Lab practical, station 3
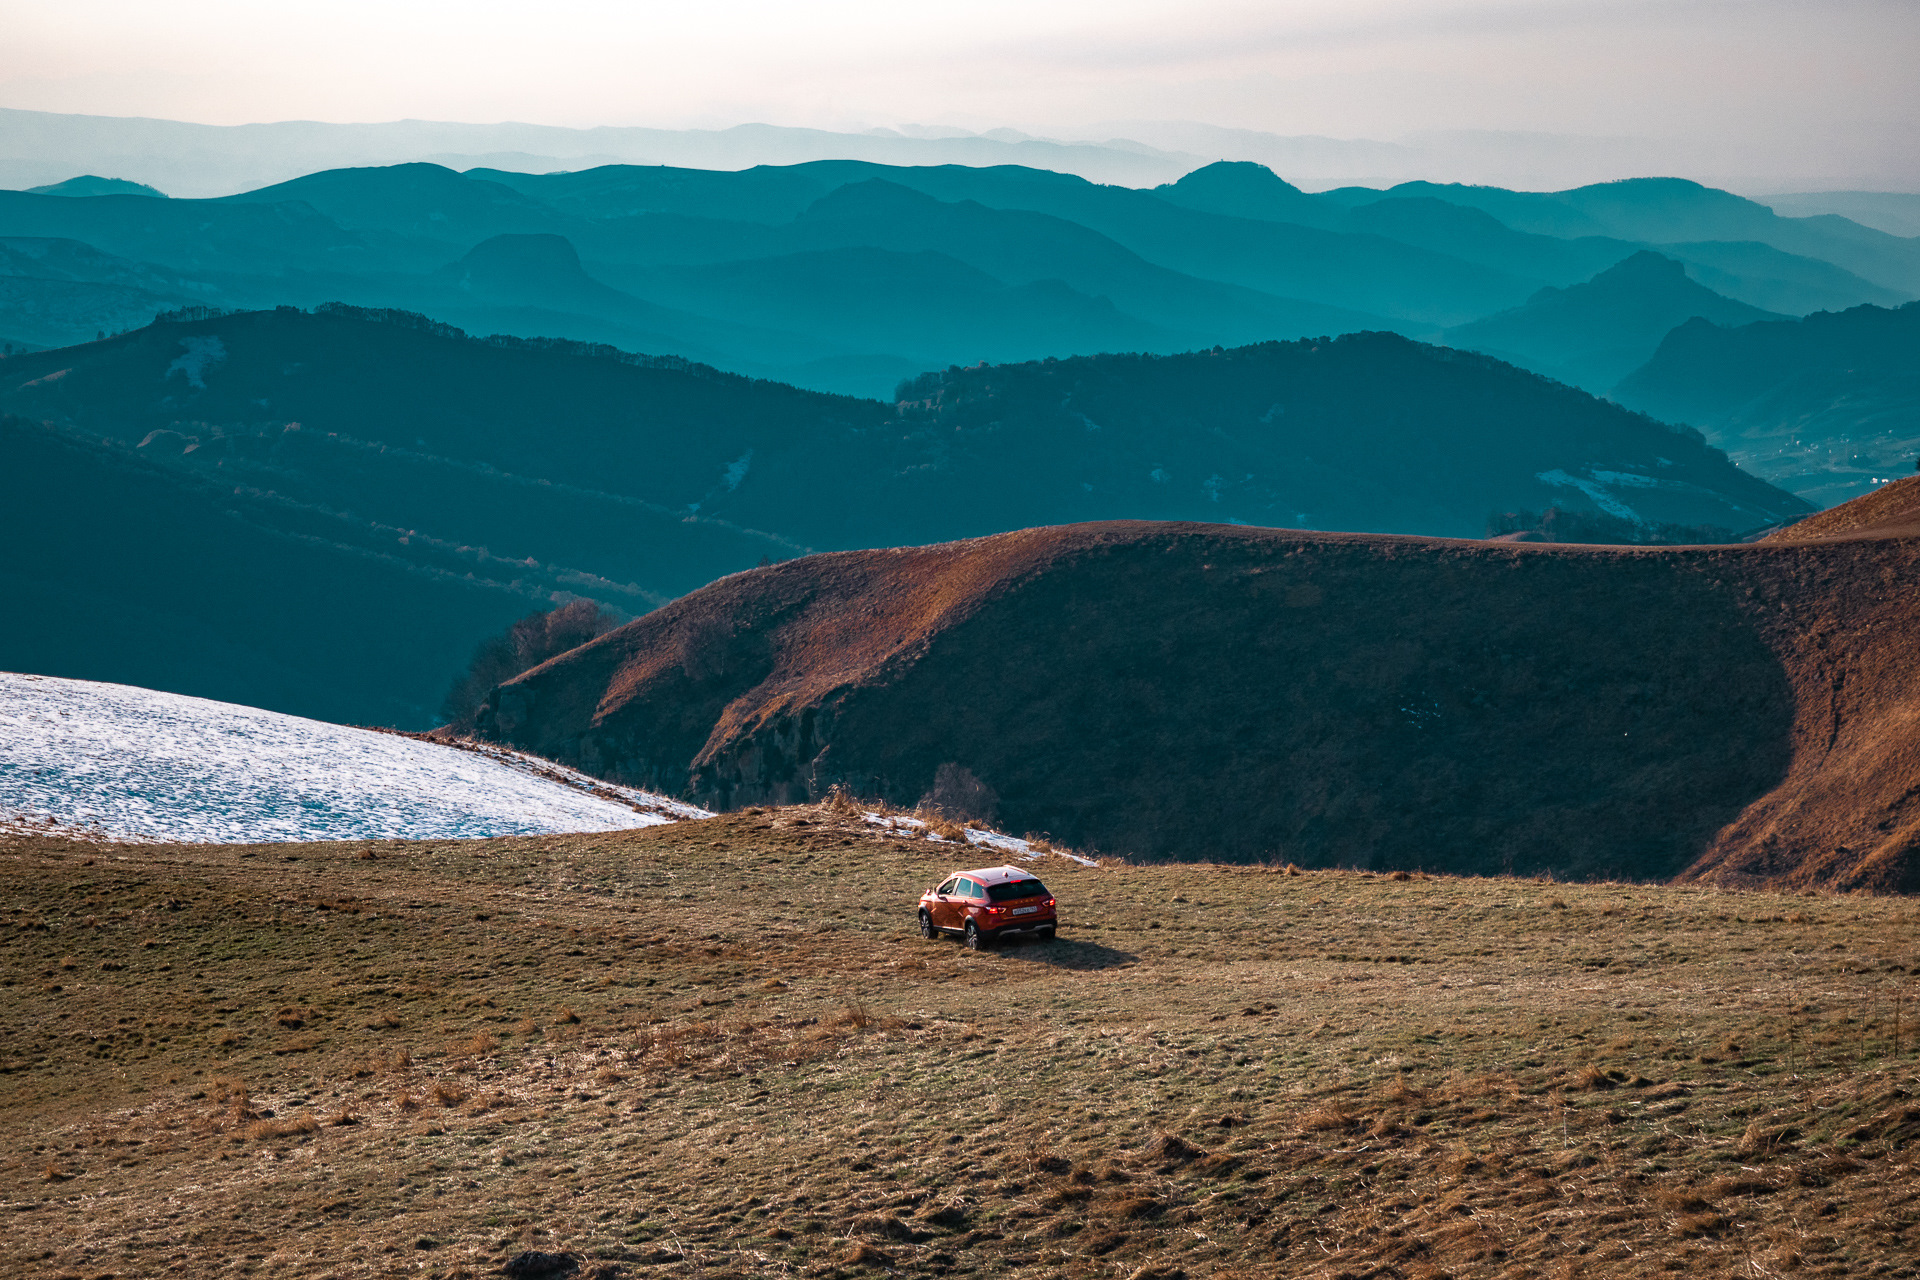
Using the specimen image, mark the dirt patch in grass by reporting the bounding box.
[3,805,1918,1278]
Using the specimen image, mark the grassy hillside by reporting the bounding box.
[475,503,1920,888]
[4,813,1917,1278]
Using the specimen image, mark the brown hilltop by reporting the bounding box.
[1678,473,1920,892]
[477,491,1920,891]
[1765,471,1920,543]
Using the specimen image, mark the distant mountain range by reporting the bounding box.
[1,151,1912,515]
[2,157,1912,407]
[0,306,1810,724]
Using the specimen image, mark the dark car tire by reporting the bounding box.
[919,911,939,940]
[1038,926,1057,941]
[964,920,986,950]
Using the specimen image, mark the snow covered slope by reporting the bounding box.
[0,672,710,844]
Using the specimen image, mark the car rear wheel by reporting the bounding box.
[919,911,938,939]
[963,920,986,950]
[1038,926,1056,941]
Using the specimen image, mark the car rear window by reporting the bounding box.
[987,879,1047,902]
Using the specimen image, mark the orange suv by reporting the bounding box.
[918,865,1057,949]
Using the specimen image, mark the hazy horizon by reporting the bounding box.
[3,0,1917,193]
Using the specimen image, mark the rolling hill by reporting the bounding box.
[473,481,1920,891]
[1611,301,1920,507]
[0,306,1808,553]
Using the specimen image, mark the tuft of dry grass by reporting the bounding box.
[247,1113,319,1141]
[447,1031,497,1058]
[429,1079,469,1107]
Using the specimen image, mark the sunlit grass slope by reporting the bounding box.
[3,806,1916,1278]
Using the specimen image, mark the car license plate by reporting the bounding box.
[1011,906,1038,915]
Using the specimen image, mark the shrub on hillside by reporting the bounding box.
[440,600,624,730]
[918,762,1000,825]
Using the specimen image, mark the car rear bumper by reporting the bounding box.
[984,915,1057,937]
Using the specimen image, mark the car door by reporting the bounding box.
[933,878,962,930]
[957,878,984,929]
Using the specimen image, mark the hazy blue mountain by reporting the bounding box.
[1382,178,1920,297]
[1,305,1808,554]
[496,160,1534,325]
[774,180,1391,344]
[1155,162,1630,286]
[601,246,1179,371]
[0,188,382,274]
[428,232,848,371]
[0,236,213,293]
[3,159,1906,404]
[23,175,167,198]
[0,237,230,347]
[1310,176,1908,313]
[1612,302,1920,507]
[1652,240,1907,316]
[0,275,187,349]
[0,107,1204,197]
[219,162,570,250]
[816,164,1535,326]
[1337,197,1632,285]
[1445,251,1784,392]
[0,164,1419,386]
[1763,192,1920,239]
[878,334,1807,543]
[1151,160,1339,227]
[474,161,866,225]
[435,240,1094,397]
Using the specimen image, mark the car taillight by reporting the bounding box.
[989,906,1005,914]
[1045,898,1055,907]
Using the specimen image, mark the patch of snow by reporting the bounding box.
[164,336,226,389]
[1588,469,1663,490]
[858,810,1099,867]
[0,672,710,844]
[722,449,753,491]
[1535,468,1643,523]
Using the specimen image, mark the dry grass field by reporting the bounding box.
[3,805,1917,1279]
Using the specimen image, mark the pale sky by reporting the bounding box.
[3,0,1915,161]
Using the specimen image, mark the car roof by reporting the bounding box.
[952,865,1041,885]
